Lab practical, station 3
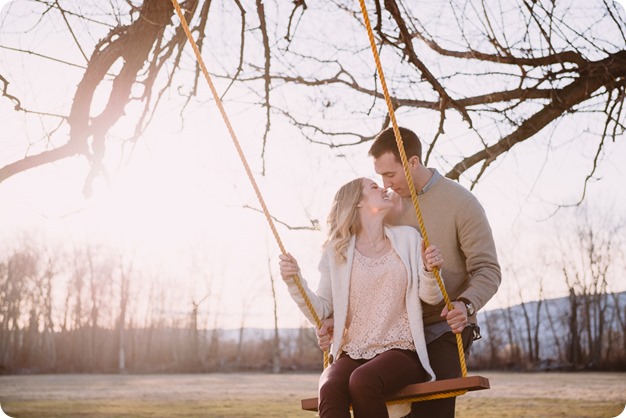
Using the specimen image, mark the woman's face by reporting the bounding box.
[358,178,393,214]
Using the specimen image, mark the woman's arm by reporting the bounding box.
[279,251,333,325]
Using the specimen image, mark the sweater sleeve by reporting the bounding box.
[456,194,502,312]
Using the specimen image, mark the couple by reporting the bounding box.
[279,127,501,418]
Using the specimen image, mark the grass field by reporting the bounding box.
[1,371,625,417]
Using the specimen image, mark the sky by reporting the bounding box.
[1,0,626,330]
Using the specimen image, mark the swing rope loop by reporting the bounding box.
[356,0,468,384]
[170,0,328,368]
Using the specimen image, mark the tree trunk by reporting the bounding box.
[568,288,580,369]
[268,260,281,374]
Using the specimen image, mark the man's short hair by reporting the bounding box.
[368,126,423,163]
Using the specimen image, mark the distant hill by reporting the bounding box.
[211,291,626,371]
[470,291,626,370]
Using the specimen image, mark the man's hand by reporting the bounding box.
[440,301,468,334]
[316,317,334,351]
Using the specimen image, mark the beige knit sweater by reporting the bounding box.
[388,170,501,325]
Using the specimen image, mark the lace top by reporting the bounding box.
[341,247,415,359]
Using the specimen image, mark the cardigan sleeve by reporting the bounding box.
[284,249,334,325]
[394,224,444,305]
[418,265,444,305]
[406,226,444,305]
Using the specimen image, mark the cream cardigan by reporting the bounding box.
[285,225,443,381]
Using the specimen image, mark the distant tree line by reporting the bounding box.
[0,238,323,374]
[470,292,626,371]
[471,205,626,371]
[1,203,625,373]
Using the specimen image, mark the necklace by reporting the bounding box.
[357,236,388,254]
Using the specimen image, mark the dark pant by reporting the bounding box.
[409,327,475,418]
[318,348,428,418]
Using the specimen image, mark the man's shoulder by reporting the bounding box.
[436,175,472,194]
[432,176,482,206]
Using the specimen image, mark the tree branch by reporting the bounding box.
[242,204,320,231]
[447,51,626,182]
[256,0,272,176]
[383,0,473,127]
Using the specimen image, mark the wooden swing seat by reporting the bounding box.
[300,375,490,411]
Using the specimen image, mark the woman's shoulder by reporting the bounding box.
[385,225,421,240]
[385,226,421,260]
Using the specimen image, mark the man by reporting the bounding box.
[317,126,501,418]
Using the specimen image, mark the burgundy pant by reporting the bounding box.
[318,348,428,418]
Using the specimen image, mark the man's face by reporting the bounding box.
[373,152,410,198]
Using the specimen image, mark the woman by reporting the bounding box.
[279,177,444,418]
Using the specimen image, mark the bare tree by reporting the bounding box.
[189,293,209,368]
[559,203,625,369]
[235,288,252,370]
[40,253,58,370]
[267,258,281,374]
[517,280,544,366]
[116,253,135,372]
[0,239,58,371]
[0,0,624,202]
[566,286,582,369]
[612,292,626,365]
[501,299,523,368]
[542,297,567,365]
[0,234,328,373]
[477,309,503,368]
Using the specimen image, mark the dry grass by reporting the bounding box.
[1,371,625,417]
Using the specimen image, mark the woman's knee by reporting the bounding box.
[348,365,381,395]
[319,377,341,399]
[319,369,351,401]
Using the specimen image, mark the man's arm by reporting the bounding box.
[456,196,502,312]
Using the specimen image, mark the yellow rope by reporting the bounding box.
[386,389,468,405]
[170,0,328,369]
[172,0,468,401]
[357,0,468,398]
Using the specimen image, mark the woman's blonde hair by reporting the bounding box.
[324,178,364,263]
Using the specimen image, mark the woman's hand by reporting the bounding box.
[422,243,443,272]
[316,318,334,351]
[278,253,300,282]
